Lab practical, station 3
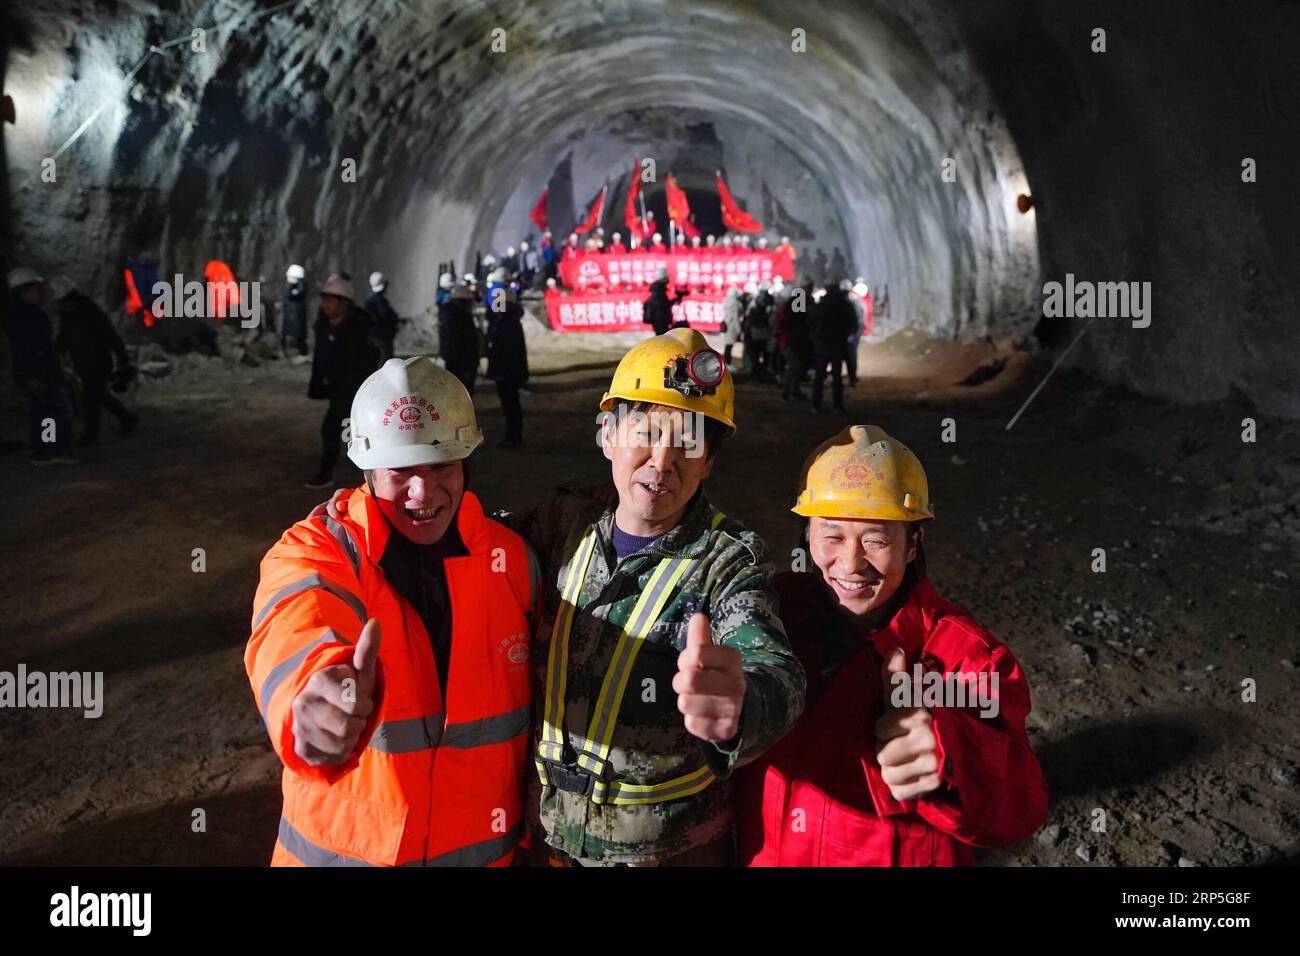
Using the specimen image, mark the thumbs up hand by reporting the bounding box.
[673,613,747,743]
[292,618,382,766]
[873,647,942,801]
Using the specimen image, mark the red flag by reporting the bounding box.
[665,174,692,229]
[625,162,643,235]
[716,170,763,233]
[528,187,548,231]
[574,185,607,235]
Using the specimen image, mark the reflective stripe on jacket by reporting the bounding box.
[737,573,1048,866]
[246,488,533,866]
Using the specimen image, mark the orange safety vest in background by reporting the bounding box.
[246,488,533,866]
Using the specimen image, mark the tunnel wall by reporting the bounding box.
[950,0,1300,417]
[3,0,1295,416]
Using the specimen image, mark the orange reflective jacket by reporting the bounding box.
[246,488,533,866]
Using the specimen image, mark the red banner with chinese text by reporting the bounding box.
[544,289,725,333]
[558,250,794,292]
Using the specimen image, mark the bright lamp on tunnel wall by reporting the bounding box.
[1016,193,1035,214]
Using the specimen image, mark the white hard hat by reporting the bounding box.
[757,236,769,246]
[483,254,497,266]
[839,278,853,291]
[489,267,509,283]
[546,277,558,288]
[727,287,740,299]
[7,266,45,289]
[320,274,354,300]
[853,281,869,297]
[348,357,484,470]
[612,232,621,241]
[463,273,477,283]
[520,241,529,250]
[781,236,790,244]
[286,264,306,282]
[653,232,662,242]
[655,266,669,280]
[439,273,454,289]
[596,227,605,236]
[369,271,387,292]
[506,246,516,256]
[743,282,758,295]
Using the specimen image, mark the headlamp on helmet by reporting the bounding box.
[664,348,725,397]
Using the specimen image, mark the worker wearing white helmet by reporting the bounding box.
[283,265,310,355]
[439,273,454,290]
[306,274,378,489]
[364,273,399,363]
[250,355,537,867]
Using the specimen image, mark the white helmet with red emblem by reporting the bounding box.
[348,357,483,469]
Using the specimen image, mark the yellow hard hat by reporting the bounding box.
[792,425,934,521]
[599,327,736,432]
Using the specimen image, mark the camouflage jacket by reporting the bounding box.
[497,481,806,863]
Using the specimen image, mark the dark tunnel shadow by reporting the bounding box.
[0,783,281,866]
[1033,709,1227,800]
[3,598,251,679]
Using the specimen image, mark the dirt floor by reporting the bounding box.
[1,308,1297,866]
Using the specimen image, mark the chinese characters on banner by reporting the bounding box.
[558,250,795,292]
[544,289,726,333]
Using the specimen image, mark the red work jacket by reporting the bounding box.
[737,572,1048,866]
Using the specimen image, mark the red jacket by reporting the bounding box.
[737,572,1048,866]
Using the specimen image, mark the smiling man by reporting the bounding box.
[735,425,1047,866]
[246,357,535,866]
[499,328,806,866]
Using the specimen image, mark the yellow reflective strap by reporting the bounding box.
[537,528,599,768]
[593,764,718,806]
[579,556,693,775]
[710,511,727,529]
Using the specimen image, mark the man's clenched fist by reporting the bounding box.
[673,613,746,743]
[292,618,381,766]
[874,646,942,800]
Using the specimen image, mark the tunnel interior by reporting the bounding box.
[1,0,1299,872]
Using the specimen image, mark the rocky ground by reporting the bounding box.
[0,308,1296,866]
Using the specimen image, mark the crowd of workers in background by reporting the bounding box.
[3,232,880,479]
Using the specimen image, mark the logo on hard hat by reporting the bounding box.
[382,395,441,430]
[832,460,884,488]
